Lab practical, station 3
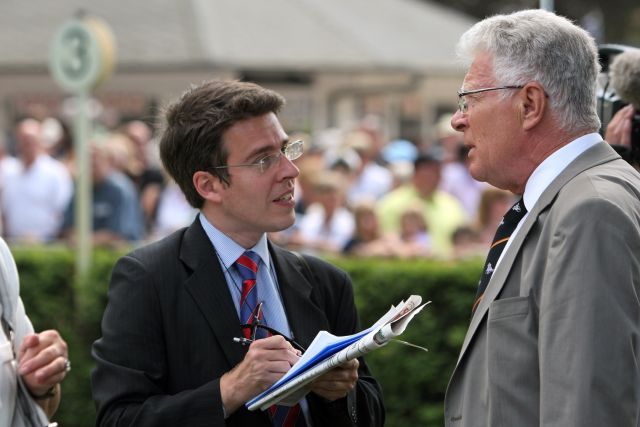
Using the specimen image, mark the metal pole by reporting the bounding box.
[51,15,115,277]
[540,0,554,11]
[74,91,92,276]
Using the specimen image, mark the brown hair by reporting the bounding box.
[158,80,285,208]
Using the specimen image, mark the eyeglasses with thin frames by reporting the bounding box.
[457,85,524,113]
[212,139,304,174]
[238,301,306,352]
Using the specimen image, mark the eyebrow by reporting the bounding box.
[243,139,289,162]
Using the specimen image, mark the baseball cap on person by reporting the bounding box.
[381,139,419,163]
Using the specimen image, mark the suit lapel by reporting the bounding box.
[269,246,327,349]
[180,220,246,367]
[456,142,619,364]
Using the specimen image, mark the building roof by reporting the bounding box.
[0,0,475,74]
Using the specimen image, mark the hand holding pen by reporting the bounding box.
[220,335,302,414]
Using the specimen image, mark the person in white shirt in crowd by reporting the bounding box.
[290,170,355,254]
[323,144,362,199]
[0,131,20,177]
[1,118,73,243]
[0,131,20,237]
[150,177,198,241]
[343,130,393,207]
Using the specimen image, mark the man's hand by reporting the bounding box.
[220,335,301,415]
[18,330,69,397]
[605,104,635,148]
[310,359,359,401]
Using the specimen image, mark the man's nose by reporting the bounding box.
[451,110,467,132]
[280,154,300,179]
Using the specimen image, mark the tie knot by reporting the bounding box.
[236,251,260,280]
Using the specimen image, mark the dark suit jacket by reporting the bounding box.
[445,142,640,426]
[91,219,384,426]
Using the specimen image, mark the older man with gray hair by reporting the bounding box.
[445,9,640,426]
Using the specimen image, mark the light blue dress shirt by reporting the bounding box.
[198,214,313,425]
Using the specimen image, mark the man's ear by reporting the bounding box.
[520,82,547,131]
[193,171,224,203]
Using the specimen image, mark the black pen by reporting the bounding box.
[233,337,253,346]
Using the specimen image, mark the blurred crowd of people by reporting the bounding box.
[0,115,198,248]
[272,115,515,260]
[0,110,518,259]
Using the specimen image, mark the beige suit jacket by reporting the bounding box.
[445,142,640,426]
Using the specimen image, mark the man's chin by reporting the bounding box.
[468,166,484,183]
[269,217,296,233]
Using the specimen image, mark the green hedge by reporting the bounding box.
[13,246,482,427]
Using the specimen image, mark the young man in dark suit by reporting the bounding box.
[91,80,384,427]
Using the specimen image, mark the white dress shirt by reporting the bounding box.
[497,133,602,267]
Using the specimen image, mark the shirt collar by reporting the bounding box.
[198,213,270,269]
[522,133,602,210]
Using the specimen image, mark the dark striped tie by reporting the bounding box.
[235,251,307,427]
[472,197,527,314]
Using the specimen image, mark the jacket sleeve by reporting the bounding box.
[538,197,640,426]
[91,255,226,427]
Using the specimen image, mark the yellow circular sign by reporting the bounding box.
[49,16,116,92]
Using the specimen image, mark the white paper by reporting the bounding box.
[246,295,429,411]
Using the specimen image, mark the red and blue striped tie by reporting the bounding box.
[236,251,263,338]
[235,251,307,427]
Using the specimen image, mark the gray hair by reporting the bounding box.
[456,9,601,134]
